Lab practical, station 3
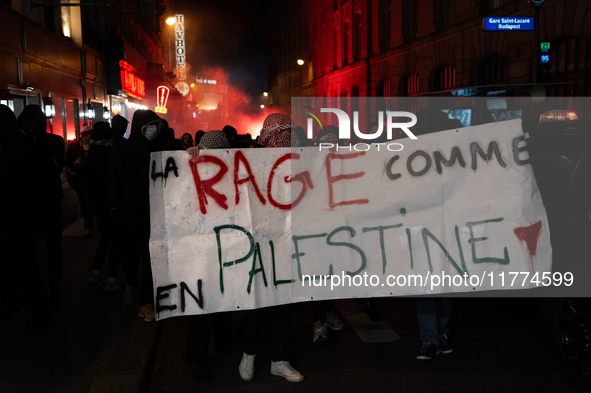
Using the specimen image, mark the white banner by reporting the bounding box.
[150,120,552,320]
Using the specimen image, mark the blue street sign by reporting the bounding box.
[541,55,550,64]
[483,17,535,31]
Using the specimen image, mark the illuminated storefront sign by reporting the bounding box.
[483,17,534,31]
[119,60,146,98]
[175,81,190,97]
[196,78,216,84]
[155,86,170,114]
[175,14,186,81]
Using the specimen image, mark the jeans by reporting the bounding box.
[416,298,452,345]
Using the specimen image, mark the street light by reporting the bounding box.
[43,97,55,118]
[260,104,265,109]
[165,16,176,25]
[263,92,268,97]
[297,56,311,66]
[86,100,95,120]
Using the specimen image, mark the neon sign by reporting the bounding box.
[119,61,146,97]
[155,86,170,114]
[175,14,186,81]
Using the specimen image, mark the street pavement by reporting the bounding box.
[0,215,585,393]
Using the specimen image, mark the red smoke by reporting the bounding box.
[173,67,288,139]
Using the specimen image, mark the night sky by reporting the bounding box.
[175,0,272,97]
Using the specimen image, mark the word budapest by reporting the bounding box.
[149,120,551,320]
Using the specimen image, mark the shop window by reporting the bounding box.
[53,98,65,140]
[65,100,77,141]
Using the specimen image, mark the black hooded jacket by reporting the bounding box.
[84,122,114,210]
[106,110,182,210]
[16,105,65,204]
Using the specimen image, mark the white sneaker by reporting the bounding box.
[325,310,344,331]
[239,353,255,381]
[313,320,328,343]
[270,361,304,382]
[123,284,134,305]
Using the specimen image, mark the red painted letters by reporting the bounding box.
[325,152,369,208]
[189,155,229,214]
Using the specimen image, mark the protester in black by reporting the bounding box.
[180,133,193,150]
[185,131,234,381]
[0,104,51,324]
[65,125,94,235]
[18,105,65,306]
[111,114,129,146]
[238,113,303,383]
[84,122,122,291]
[107,110,182,321]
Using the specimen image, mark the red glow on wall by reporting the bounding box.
[120,61,146,98]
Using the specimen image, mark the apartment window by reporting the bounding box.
[435,66,456,91]
[378,0,391,52]
[402,1,417,44]
[353,12,362,60]
[478,0,502,14]
[433,0,453,31]
[333,27,338,68]
[343,21,350,65]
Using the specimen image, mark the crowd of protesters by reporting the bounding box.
[0,105,459,383]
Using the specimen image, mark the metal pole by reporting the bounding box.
[533,8,540,84]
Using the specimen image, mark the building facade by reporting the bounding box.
[266,0,591,111]
[0,0,181,141]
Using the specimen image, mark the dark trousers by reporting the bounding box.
[312,300,335,323]
[92,207,119,277]
[74,187,93,231]
[114,206,153,305]
[0,221,49,312]
[38,202,63,289]
[243,305,291,362]
[186,312,233,365]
